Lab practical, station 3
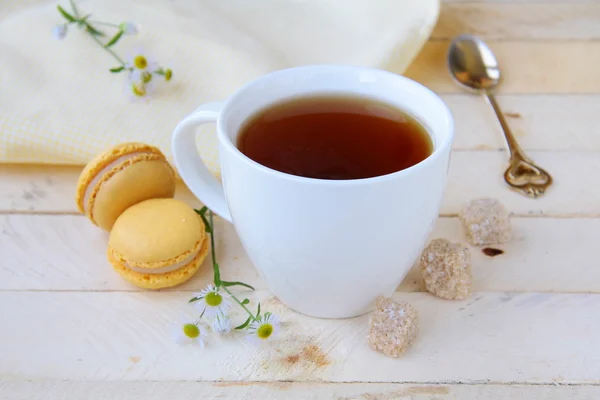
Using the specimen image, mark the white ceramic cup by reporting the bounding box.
[172,65,454,319]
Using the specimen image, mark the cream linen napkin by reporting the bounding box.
[0,0,439,176]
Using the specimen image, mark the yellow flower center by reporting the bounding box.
[131,83,146,97]
[165,69,173,81]
[183,323,200,338]
[141,71,152,83]
[133,55,148,69]
[205,292,222,307]
[257,323,273,339]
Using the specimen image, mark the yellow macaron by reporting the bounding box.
[107,198,209,289]
[75,142,176,231]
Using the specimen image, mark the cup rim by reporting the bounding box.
[217,64,454,185]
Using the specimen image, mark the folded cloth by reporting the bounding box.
[0,0,439,176]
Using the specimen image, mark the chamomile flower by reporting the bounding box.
[153,68,173,82]
[126,48,158,73]
[247,313,280,344]
[52,24,68,40]
[191,284,232,318]
[211,314,233,335]
[130,68,154,85]
[124,69,155,102]
[119,21,138,35]
[170,319,207,347]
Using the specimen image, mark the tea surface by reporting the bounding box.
[237,95,433,180]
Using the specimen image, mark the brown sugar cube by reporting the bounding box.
[420,238,472,300]
[458,198,512,246]
[367,296,418,358]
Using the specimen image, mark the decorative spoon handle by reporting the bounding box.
[484,92,553,199]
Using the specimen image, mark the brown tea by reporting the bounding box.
[237,95,433,180]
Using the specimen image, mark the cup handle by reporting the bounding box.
[172,101,232,222]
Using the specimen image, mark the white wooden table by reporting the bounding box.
[2,1,600,398]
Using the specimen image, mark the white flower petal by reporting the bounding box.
[52,24,67,40]
[120,21,138,35]
[211,315,232,335]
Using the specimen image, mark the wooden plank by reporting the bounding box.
[2,381,600,400]
[433,3,600,40]
[0,291,598,383]
[446,95,600,151]
[404,41,600,94]
[0,164,202,214]
[0,214,261,292]
[402,217,600,293]
[1,151,599,216]
[443,151,600,217]
[2,214,600,294]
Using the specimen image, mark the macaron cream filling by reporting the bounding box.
[82,151,155,213]
[124,249,201,274]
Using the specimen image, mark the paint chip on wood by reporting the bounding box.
[482,247,504,257]
[505,112,522,119]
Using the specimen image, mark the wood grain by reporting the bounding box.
[447,95,600,151]
[2,214,599,294]
[2,381,600,400]
[443,151,600,217]
[433,3,600,40]
[404,41,600,94]
[0,291,598,383]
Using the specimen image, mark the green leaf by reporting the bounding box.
[241,298,250,305]
[109,66,125,73]
[188,296,202,303]
[85,23,105,37]
[264,312,272,319]
[104,30,123,48]
[235,316,252,330]
[221,281,255,291]
[256,303,261,318]
[57,5,76,22]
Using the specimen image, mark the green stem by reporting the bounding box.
[67,0,125,66]
[222,286,258,322]
[87,30,126,66]
[195,309,206,325]
[204,209,256,322]
[69,0,80,18]
[208,211,221,286]
[88,20,121,28]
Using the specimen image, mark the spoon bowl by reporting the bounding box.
[447,34,553,199]
[448,34,501,92]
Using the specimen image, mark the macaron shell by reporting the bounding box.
[108,198,205,268]
[89,156,176,231]
[109,235,209,289]
[75,142,167,214]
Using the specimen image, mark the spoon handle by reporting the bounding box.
[484,92,526,160]
[484,91,554,198]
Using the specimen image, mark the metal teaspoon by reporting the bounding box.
[447,34,553,199]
